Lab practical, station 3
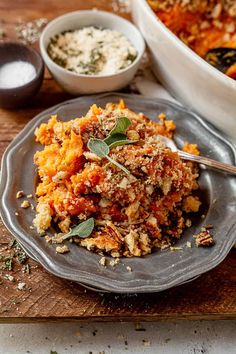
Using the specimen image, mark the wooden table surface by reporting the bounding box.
[0,0,236,323]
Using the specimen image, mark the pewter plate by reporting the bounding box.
[1,93,236,293]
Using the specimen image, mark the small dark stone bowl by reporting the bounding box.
[0,42,44,109]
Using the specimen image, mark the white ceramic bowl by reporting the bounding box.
[132,0,236,139]
[40,10,145,95]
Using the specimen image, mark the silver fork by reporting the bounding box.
[158,135,236,175]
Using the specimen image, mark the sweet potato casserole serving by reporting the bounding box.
[148,0,236,78]
[33,101,201,257]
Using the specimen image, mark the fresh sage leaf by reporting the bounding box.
[106,156,130,175]
[104,117,136,148]
[87,138,109,157]
[109,139,136,149]
[109,117,131,136]
[87,117,133,175]
[105,133,136,149]
[62,217,95,240]
[104,132,127,146]
[87,137,130,174]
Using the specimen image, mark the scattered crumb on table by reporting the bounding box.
[16,190,24,199]
[142,339,151,347]
[17,282,26,290]
[20,200,30,209]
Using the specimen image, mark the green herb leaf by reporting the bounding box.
[104,132,126,146]
[88,137,130,174]
[87,138,109,157]
[104,133,136,149]
[108,138,135,149]
[104,117,136,148]
[62,218,95,240]
[87,117,133,175]
[3,257,13,271]
[106,155,130,175]
[109,117,131,136]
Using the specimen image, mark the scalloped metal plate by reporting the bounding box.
[1,93,236,293]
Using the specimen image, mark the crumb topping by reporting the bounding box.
[148,0,236,57]
[33,100,201,257]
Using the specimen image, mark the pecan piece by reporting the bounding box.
[194,229,215,247]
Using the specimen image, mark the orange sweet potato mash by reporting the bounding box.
[148,1,236,59]
[33,101,200,257]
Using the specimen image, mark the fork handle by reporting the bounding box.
[178,151,236,175]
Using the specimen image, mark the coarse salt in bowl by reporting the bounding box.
[0,61,37,89]
[40,10,145,95]
[0,42,44,109]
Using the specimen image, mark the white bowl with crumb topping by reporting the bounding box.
[132,0,236,139]
[40,10,145,95]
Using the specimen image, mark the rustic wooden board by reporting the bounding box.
[0,0,236,322]
[0,226,235,322]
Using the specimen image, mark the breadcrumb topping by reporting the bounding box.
[33,101,201,257]
[148,1,236,58]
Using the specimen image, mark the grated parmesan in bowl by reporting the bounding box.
[40,10,145,94]
[47,26,137,76]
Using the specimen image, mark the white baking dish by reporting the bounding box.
[132,0,236,139]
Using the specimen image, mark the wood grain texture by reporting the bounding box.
[0,0,236,322]
[0,224,235,323]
